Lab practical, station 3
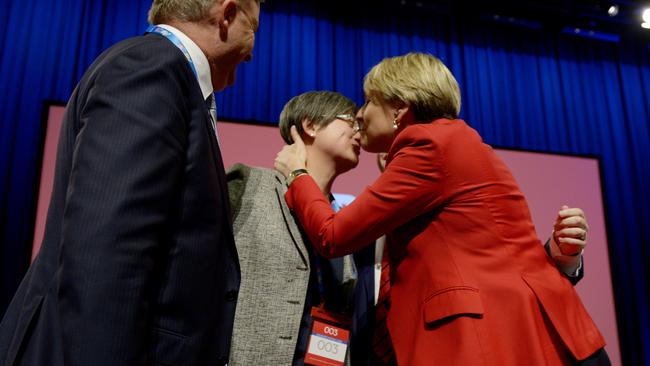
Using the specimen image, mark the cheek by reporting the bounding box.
[364,111,384,132]
[339,136,355,152]
[364,121,382,139]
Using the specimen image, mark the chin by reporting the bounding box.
[336,158,359,174]
[361,144,381,153]
[362,138,391,153]
[360,139,376,153]
[212,79,226,92]
[349,157,360,169]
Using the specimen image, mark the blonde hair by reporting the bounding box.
[148,0,218,24]
[363,52,461,121]
[148,0,260,25]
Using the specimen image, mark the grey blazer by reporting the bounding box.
[226,164,311,365]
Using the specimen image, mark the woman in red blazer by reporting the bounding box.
[275,53,608,365]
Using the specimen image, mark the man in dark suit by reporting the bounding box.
[0,0,260,365]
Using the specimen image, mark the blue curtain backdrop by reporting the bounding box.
[1,0,648,363]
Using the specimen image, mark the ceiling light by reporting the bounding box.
[608,5,619,17]
[642,22,650,29]
[643,8,650,23]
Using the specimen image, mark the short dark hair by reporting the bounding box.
[279,91,357,144]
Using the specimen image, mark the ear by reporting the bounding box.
[219,0,238,39]
[301,118,318,140]
[394,103,411,124]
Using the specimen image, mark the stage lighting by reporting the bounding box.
[561,27,620,42]
[642,8,650,29]
[608,5,619,17]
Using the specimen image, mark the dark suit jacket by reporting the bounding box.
[287,119,604,365]
[350,244,376,366]
[0,33,239,366]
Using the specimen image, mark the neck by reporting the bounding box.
[305,147,338,197]
[166,20,225,91]
[167,20,198,40]
[167,20,215,61]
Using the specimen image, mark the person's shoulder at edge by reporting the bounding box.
[385,120,447,160]
[102,32,178,61]
[396,118,483,147]
[86,33,191,95]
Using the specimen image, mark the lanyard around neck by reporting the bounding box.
[146,25,198,78]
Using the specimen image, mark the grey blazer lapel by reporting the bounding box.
[227,163,251,237]
[274,174,309,267]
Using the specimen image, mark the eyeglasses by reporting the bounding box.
[335,114,364,133]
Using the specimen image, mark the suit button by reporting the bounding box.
[224,290,237,302]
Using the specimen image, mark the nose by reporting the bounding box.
[243,53,253,62]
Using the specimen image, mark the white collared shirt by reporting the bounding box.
[374,236,385,305]
[157,24,213,101]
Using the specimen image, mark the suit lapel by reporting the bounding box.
[203,110,237,244]
[275,177,309,267]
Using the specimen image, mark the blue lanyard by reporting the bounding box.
[146,25,198,78]
[330,199,343,213]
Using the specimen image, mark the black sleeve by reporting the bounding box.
[544,240,584,286]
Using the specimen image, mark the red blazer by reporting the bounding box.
[286,119,605,365]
